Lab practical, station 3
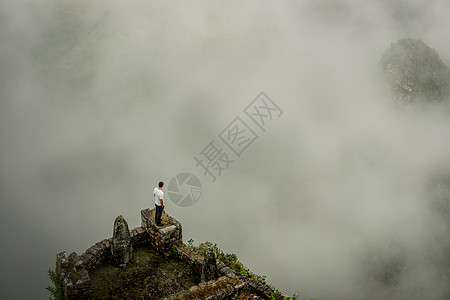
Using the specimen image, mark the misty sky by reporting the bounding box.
[1,0,450,299]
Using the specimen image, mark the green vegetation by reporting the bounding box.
[268,289,317,300]
[169,244,180,259]
[269,289,298,300]
[46,268,64,300]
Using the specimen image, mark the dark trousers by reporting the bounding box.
[155,204,163,225]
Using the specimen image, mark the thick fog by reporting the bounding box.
[1,0,450,299]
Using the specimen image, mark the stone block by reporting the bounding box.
[111,215,133,267]
[159,225,177,238]
[68,252,79,264]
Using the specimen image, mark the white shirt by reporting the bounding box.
[154,187,164,206]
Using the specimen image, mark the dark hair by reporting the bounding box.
[158,181,164,188]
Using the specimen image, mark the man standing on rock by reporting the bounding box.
[154,181,164,226]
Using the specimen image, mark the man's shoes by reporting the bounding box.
[155,223,163,227]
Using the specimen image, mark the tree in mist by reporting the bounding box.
[380,38,450,104]
[364,38,450,299]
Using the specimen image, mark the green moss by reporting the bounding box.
[90,243,198,299]
[169,245,180,259]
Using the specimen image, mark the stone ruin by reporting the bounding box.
[55,208,284,299]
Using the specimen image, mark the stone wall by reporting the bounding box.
[140,208,183,256]
[55,238,114,299]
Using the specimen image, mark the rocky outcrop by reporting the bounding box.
[111,215,133,268]
[201,247,218,282]
[55,209,285,300]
